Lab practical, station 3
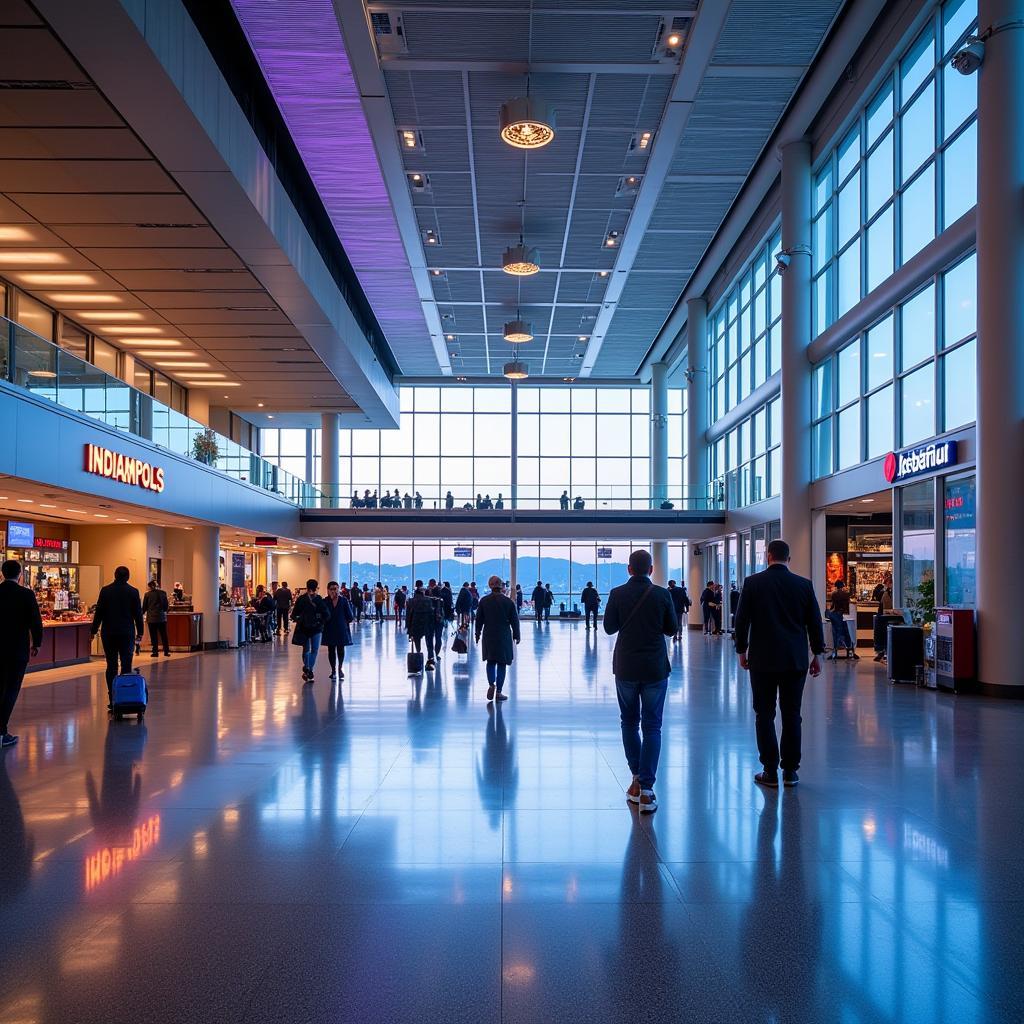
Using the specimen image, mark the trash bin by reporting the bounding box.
[888,625,924,684]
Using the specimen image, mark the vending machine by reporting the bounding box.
[935,607,976,693]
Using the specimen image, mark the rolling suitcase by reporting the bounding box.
[407,651,424,674]
[112,671,148,720]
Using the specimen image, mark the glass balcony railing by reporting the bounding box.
[2,317,319,506]
[313,484,721,512]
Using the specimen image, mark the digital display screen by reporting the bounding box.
[7,521,35,547]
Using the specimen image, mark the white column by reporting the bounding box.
[510,382,519,510]
[976,1,1024,692]
[687,542,704,629]
[320,412,340,509]
[779,139,813,578]
[651,540,668,588]
[509,540,518,597]
[685,298,709,510]
[190,525,220,648]
[651,361,669,508]
[323,542,341,585]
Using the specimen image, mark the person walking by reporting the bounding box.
[456,582,473,629]
[733,539,825,788]
[603,549,678,814]
[728,583,740,633]
[826,579,858,659]
[406,584,436,669]
[667,580,691,641]
[91,566,144,709]
[0,560,43,748]
[712,583,725,635]
[322,581,354,680]
[273,581,293,635]
[531,581,545,622]
[142,579,170,656]
[373,582,385,622]
[384,585,391,619]
[475,575,520,703]
[394,584,407,626]
[515,584,523,613]
[350,582,363,623]
[699,580,716,635]
[291,579,330,683]
[581,581,601,631]
[543,583,554,621]
[469,582,480,621]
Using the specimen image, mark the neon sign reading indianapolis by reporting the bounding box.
[85,444,165,493]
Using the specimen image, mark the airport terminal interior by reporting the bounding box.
[0,0,1021,1021]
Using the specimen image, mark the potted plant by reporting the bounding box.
[192,428,219,466]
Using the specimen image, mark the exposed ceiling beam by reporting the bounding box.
[379,58,680,75]
[579,0,731,376]
[461,69,492,375]
[333,0,452,375]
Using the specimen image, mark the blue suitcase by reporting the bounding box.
[112,671,148,719]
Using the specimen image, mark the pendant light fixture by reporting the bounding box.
[503,359,529,380]
[502,241,540,276]
[499,95,556,150]
[503,318,534,343]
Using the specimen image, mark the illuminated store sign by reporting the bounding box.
[7,521,34,547]
[883,441,958,484]
[85,444,165,493]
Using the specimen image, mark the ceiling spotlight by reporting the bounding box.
[578,335,589,342]
[502,243,541,276]
[499,96,556,150]
[431,269,444,277]
[408,171,431,193]
[605,231,620,248]
[446,334,456,342]
[630,130,654,153]
[503,360,529,380]
[456,376,468,382]
[257,402,264,408]
[597,270,609,279]
[422,228,440,246]
[667,33,681,47]
[400,129,423,151]
[503,319,534,343]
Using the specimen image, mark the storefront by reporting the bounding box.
[2,518,92,670]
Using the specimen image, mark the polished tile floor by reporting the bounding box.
[1,618,1021,1023]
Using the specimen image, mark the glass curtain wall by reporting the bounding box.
[264,385,689,510]
[900,479,936,624]
[811,251,976,478]
[329,541,689,608]
[812,0,978,335]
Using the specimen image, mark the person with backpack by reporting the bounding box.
[291,579,331,683]
[394,585,407,626]
[475,575,520,703]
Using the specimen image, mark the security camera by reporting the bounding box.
[775,251,791,273]
[951,37,984,75]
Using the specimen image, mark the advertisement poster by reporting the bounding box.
[826,551,847,588]
[231,552,246,589]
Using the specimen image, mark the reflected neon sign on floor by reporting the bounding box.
[84,814,161,892]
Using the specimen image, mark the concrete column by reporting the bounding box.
[687,542,704,628]
[651,361,669,508]
[976,1,1024,693]
[190,525,220,648]
[320,412,340,509]
[651,540,668,588]
[323,541,341,585]
[509,540,518,598]
[510,383,519,510]
[779,139,813,578]
[685,298,709,510]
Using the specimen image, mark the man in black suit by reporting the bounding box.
[604,549,678,814]
[91,566,144,708]
[580,581,600,630]
[0,560,44,748]
[733,539,824,789]
[142,579,170,656]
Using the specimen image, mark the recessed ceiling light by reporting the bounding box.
[27,369,57,378]
[47,292,122,304]
[257,402,264,408]
[116,517,131,522]
[636,130,653,150]
[175,372,225,379]
[39,503,56,508]
[0,251,67,265]
[400,129,423,151]
[98,326,164,335]
[18,272,98,286]
[93,513,109,518]
[499,96,556,149]
[16,498,33,503]
[456,376,468,382]
[0,227,33,242]
[667,33,681,47]
[597,271,609,279]
[267,415,274,419]
[75,311,144,321]
[605,231,620,248]
[65,508,88,514]
[446,334,456,342]
[860,498,875,503]
[578,335,588,342]
[153,361,210,369]
[431,269,444,277]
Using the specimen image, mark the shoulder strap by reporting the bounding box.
[620,584,654,631]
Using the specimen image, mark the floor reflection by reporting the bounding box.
[0,624,1020,1023]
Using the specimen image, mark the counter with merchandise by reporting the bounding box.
[28,618,94,672]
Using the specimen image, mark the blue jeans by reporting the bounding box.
[302,632,322,673]
[486,661,507,689]
[615,678,668,789]
[826,610,853,650]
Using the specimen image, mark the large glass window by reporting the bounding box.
[901,479,936,624]
[811,0,977,336]
[943,474,976,607]
[811,252,975,479]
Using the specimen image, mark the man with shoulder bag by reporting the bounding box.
[291,579,330,683]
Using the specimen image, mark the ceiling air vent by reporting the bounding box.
[371,11,408,55]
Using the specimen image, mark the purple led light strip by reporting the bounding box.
[230,0,425,357]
